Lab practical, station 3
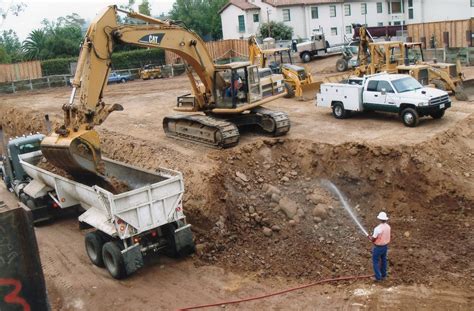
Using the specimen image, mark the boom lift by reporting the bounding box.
[248,35,321,100]
[41,6,290,176]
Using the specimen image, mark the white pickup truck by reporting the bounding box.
[316,73,451,127]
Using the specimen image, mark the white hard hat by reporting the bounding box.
[377,212,389,221]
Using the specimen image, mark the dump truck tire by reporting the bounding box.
[401,108,419,127]
[103,241,126,279]
[336,59,348,72]
[430,110,445,119]
[284,82,295,98]
[301,52,311,63]
[85,231,105,267]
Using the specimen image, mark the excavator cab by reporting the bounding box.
[213,62,262,108]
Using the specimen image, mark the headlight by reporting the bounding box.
[418,101,429,106]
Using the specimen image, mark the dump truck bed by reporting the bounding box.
[19,151,185,238]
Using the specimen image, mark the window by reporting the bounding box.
[311,6,318,19]
[330,5,336,17]
[367,81,378,92]
[344,4,351,16]
[376,81,394,93]
[253,13,259,23]
[283,9,291,21]
[378,22,383,26]
[238,15,245,32]
[361,3,367,15]
[345,25,352,34]
[408,0,413,19]
[390,1,402,14]
[331,27,337,36]
[472,0,474,7]
[377,2,383,13]
[394,21,401,25]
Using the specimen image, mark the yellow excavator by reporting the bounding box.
[248,35,321,100]
[354,25,467,100]
[41,6,290,176]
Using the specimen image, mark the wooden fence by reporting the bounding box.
[0,61,42,83]
[165,39,249,64]
[407,19,471,48]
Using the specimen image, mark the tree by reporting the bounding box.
[22,29,48,60]
[170,0,228,40]
[0,45,10,63]
[138,0,151,15]
[258,21,293,40]
[0,30,22,62]
[0,1,26,27]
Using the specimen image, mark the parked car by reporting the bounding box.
[108,72,133,84]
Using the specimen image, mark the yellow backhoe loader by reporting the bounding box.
[354,26,467,100]
[41,6,290,177]
[248,35,321,100]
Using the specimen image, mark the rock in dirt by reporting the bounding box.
[278,196,298,219]
[312,204,329,219]
[271,225,281,232]
[271,193,281,203]
[263,227,273,237]
[280,176,290,183]
[288,220,296,226]
[263,184,281,196]
[236,171,249,182]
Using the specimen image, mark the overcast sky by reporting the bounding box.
[1,0,175,40]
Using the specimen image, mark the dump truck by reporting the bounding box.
[316,73,451,127]
[0,133,195,279]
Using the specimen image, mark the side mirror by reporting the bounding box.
[381,88,386,95]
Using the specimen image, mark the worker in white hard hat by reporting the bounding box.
[368,211,391,281]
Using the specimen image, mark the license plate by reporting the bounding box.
[440,104,445,109]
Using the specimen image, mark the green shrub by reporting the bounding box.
[41,57,75,75]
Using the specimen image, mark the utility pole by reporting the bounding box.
[266,8,271,37]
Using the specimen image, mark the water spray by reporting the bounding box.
[320,179,369,237]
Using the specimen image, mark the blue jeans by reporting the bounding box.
[372,245,388,280]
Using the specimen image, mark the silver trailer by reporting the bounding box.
[2,134,194,279]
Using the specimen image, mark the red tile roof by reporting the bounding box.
[219,0,261,14]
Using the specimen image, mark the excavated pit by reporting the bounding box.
[1,106,473,287]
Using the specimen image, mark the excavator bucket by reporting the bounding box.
[41,129,102,176]
[455,78,474,101]
[299,81,323,101]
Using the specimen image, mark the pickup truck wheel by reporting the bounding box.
[284,82,295,98]
[301,52,311,63]
[332,103,347,119]
[120,78,126,83]
[85,231,105,267]
[430,110,445,119]
[336,59,348,72]
[102,241,126,279]
[401,108,419,127]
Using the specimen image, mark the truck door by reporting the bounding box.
[363,80,397,112]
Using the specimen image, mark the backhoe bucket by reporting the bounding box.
[299,81,323,101]
[41,129,102,176]
[455,78,474,101]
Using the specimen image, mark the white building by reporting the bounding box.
[219,0,473,45]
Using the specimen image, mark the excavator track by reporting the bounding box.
[163,114,240,148]
[252,107,291,136]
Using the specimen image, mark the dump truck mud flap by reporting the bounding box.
[174,224,195,256]
[122,243,144,275]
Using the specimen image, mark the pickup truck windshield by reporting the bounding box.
[392,77,423,93]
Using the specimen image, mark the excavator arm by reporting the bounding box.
[41,5,225,176]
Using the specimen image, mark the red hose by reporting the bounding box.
[177,274,373,310]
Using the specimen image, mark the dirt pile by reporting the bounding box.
[193,120,473,286]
